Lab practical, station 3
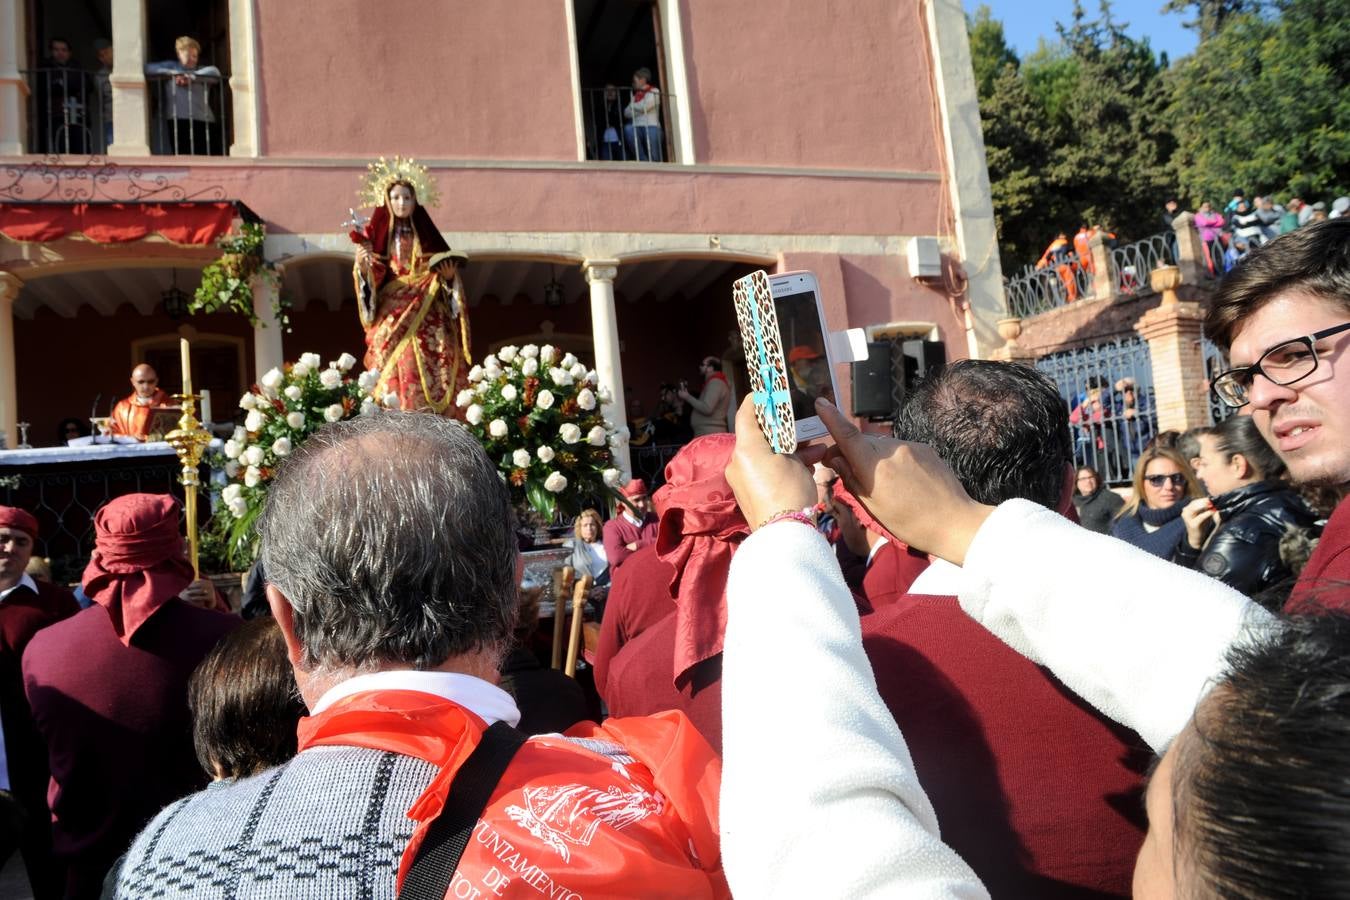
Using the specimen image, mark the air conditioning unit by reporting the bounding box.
[906,236,942,280]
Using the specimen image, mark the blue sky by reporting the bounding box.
[967,0,1199,62]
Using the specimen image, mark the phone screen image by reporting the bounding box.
[774,290,836,422]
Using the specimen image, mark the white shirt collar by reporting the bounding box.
[865,536,890,566]
[907,557,965,597]
[310,670,521,727]
[622,510,644,527]
[0,573,38,604]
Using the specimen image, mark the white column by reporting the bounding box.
[108,0,151,156]
[251,269,285,380]
[925,0,1006,358]
[583,259,630,478]
[227,0,259,157]
[0,0,25,156]
[0,273,20,449]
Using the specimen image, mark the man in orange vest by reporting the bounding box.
[108,364,172,440]
[1036,232,1079,302]
[106,412,727,899]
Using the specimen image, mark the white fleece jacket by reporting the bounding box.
[720,499,1277,898]
[722,520,989,899]
[960,500,1276,753]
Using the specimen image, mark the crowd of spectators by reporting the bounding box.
[3,221,1350,897]
[1165,188,1350,274]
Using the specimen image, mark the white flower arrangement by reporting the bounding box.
[459,343,619,521]
[206,350,379,569]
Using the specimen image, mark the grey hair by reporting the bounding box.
[259,411,519,674]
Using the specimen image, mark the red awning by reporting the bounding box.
[0,202,237,246]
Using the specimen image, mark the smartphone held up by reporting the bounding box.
[732,269,842,454]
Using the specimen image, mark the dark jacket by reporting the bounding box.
[1173,481,1316,596]
[1111,498,1189,559]
[1074,486,1126,535]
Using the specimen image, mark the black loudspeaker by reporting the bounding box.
[852,341,895,420]
[901,339,946,383]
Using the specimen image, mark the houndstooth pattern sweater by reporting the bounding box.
[105,745,436,899]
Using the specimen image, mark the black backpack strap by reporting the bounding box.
[397,720,528,900]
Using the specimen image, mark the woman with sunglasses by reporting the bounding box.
[1111,446,1203,557]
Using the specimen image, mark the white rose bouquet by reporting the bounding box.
[207,351,374,567]
[459,344,619,522]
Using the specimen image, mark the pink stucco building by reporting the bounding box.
[0,0,1005,471]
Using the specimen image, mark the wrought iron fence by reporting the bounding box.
[23,67,110,155]
[146,72,230,156]
[581,86,672,162]
[1201,336,1236,425]
[1110,232,1177,296]
[1035,336,1159,486]
[1005,253,1095,318]
[0,459,189,584]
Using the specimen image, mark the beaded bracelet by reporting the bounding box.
[755,506,819,532]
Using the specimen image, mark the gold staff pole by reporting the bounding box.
[166,338,211,577]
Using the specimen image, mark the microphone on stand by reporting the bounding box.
[89,393,101,421]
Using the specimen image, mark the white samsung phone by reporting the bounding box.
[769,271,839,443]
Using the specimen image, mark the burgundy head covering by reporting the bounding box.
[82,494,195,645]
[0,506,39,538]
[652,434,747,685]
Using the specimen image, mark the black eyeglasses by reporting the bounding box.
[1144,473,1188,488]
[1211,321,1350,408]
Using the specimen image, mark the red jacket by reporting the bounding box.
[592,546,674,697]
[1287,495,1350,612]
[862,594,1147,897]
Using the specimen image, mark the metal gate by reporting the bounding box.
[1035,337,1159,485]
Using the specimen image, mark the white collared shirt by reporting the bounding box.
[310,669,522,728]
[865,537,890,567]
[907,557,965,597]
[0,573,38,605]
[622,511,644,528]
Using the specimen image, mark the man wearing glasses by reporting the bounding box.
[1205,218,1350,610]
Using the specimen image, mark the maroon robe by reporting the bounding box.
[593,545,676,698]
[601,513,658,572]
[603,612,724,753]
[862,594,1147,898]
[0,580,77,898]
[1287,495,1350,612]
[22,599,240,899]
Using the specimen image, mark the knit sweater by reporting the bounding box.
[1109,499,1188,558]
[107,745,432,899]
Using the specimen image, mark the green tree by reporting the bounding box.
[967,5,1019,99]
[1161,0,1256,41]
[1167,0,1350,205]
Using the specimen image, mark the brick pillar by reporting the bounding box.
[1135,300,1209,433]
[1171,211,1208,286]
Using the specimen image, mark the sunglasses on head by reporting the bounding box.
[1144,473,1187,488]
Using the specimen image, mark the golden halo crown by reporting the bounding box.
[357,155,440,210]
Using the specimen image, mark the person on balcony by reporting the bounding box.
[623,67,664,162]
[1193,201,1227,275]
[108,364,171,441]
[93,39,113,149]
[145,37,222,156]
[35,37,92,155]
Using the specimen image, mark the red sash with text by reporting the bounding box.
[298,690,728,899]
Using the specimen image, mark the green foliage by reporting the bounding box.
[970,0,1350,274]
[191,222,290,330]
[1166,1,1350,205]
[972,0,1172,269]
[967,5,1019,98]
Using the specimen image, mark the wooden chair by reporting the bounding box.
[550,566,574,670]
[564,574,593,678]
